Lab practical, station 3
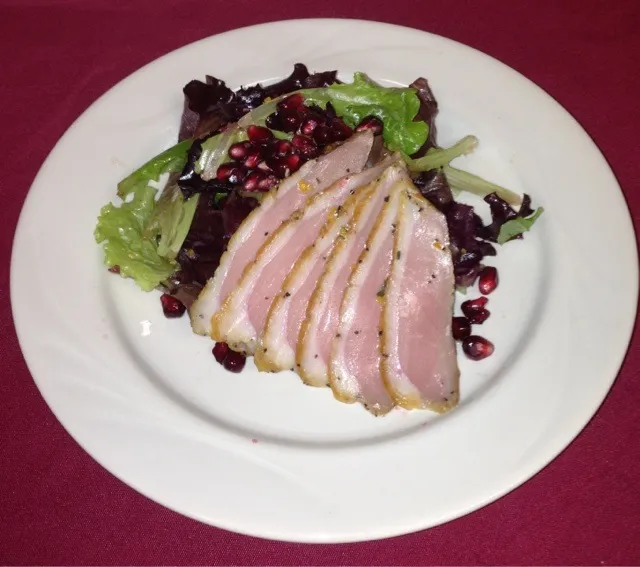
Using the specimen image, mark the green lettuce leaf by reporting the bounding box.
[443,165,523,206]
[302,73,428,155]
[497,207,545,245]
[117,139,191,198]
[144,182,199,259]
[404,135,478,172]
[95,139,197,291]
[94,186,177,291]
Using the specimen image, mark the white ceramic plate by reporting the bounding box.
[11,19,638,543]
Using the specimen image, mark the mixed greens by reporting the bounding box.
[95,64,543,300]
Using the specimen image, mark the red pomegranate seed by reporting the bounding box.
[355,115,384,135]
[462,335,495,360]
[278,93,304,112]
[281,113,302,132]
[461,296,488,317]
[468,308,490,324]
[312,124,332,144]
[300,117,319,136]
[228,141,252,161]
[275,139,293,157]
[268,157,291,179]
[217,163,246,184]
[160,294,186,318]
[286,153,302,172]
[452,317,472,340]
[247,125,274,143]
[223,350,246,373]
[243,150,261,170]
[243,170,266,191]
[461,297,490,324]
[108,265,120,273]
[216,162,235,180]
[292,134,318,158]
[212,342,229,364]
[265,113,282,130]
[257,174,279,191]
[330,118,353,141]
[478,266,499,295]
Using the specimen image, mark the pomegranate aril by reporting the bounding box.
[462,335,494,361]
[452,317,472,341]
[461,296,488,319]
[330,118,353,141]
[223,350,247,373]
[160,294,186,318]
[268,157,291,179]
[478,266,499,295]
[258,139,277,159]
[257,174,279,191]
[212,342,229,364]
[467,308,490,324]
[243,170,266,191]
[281,113,302,132]
[300,117,319,136]
[278,93,304,113]
[247,125,274,143]
[268,154,302,177]
[108,265,120,274]
[229,167,246,185]
[265,113,282,130]
[275,139,293,157]
[216,162,236,181]
[243,150,261,170]
[292,134,318,158]
[312,124,332,144]
[355,115,384,135]
[228,141,252,161]
[285,153,302,172]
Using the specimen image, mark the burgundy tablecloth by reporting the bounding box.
[2,0,640,564]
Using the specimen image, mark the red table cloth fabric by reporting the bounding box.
[1,0,639,564]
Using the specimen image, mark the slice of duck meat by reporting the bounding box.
[255,156,399,374]
[253,186,371,373]
[212,155,390,356]
[297,163,406,388]
[189,130,374,336]
[381,180,459,412]
[328,175,407,415]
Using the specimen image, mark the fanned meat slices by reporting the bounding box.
[328,176,407,415]
[254,186,372,373]
[189,130,374,336]
[380,181,460,411]
[255,156,400,374]
[212,151,387,355]
[297,163,406,388]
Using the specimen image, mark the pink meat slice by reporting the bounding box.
[328,175,406,415]
[255,156,398,374]
[212,156,381,355]
[297,163,406,387]
[189,130,374,336]
[381,181,459,411]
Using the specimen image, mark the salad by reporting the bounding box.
[95,63,542,378]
